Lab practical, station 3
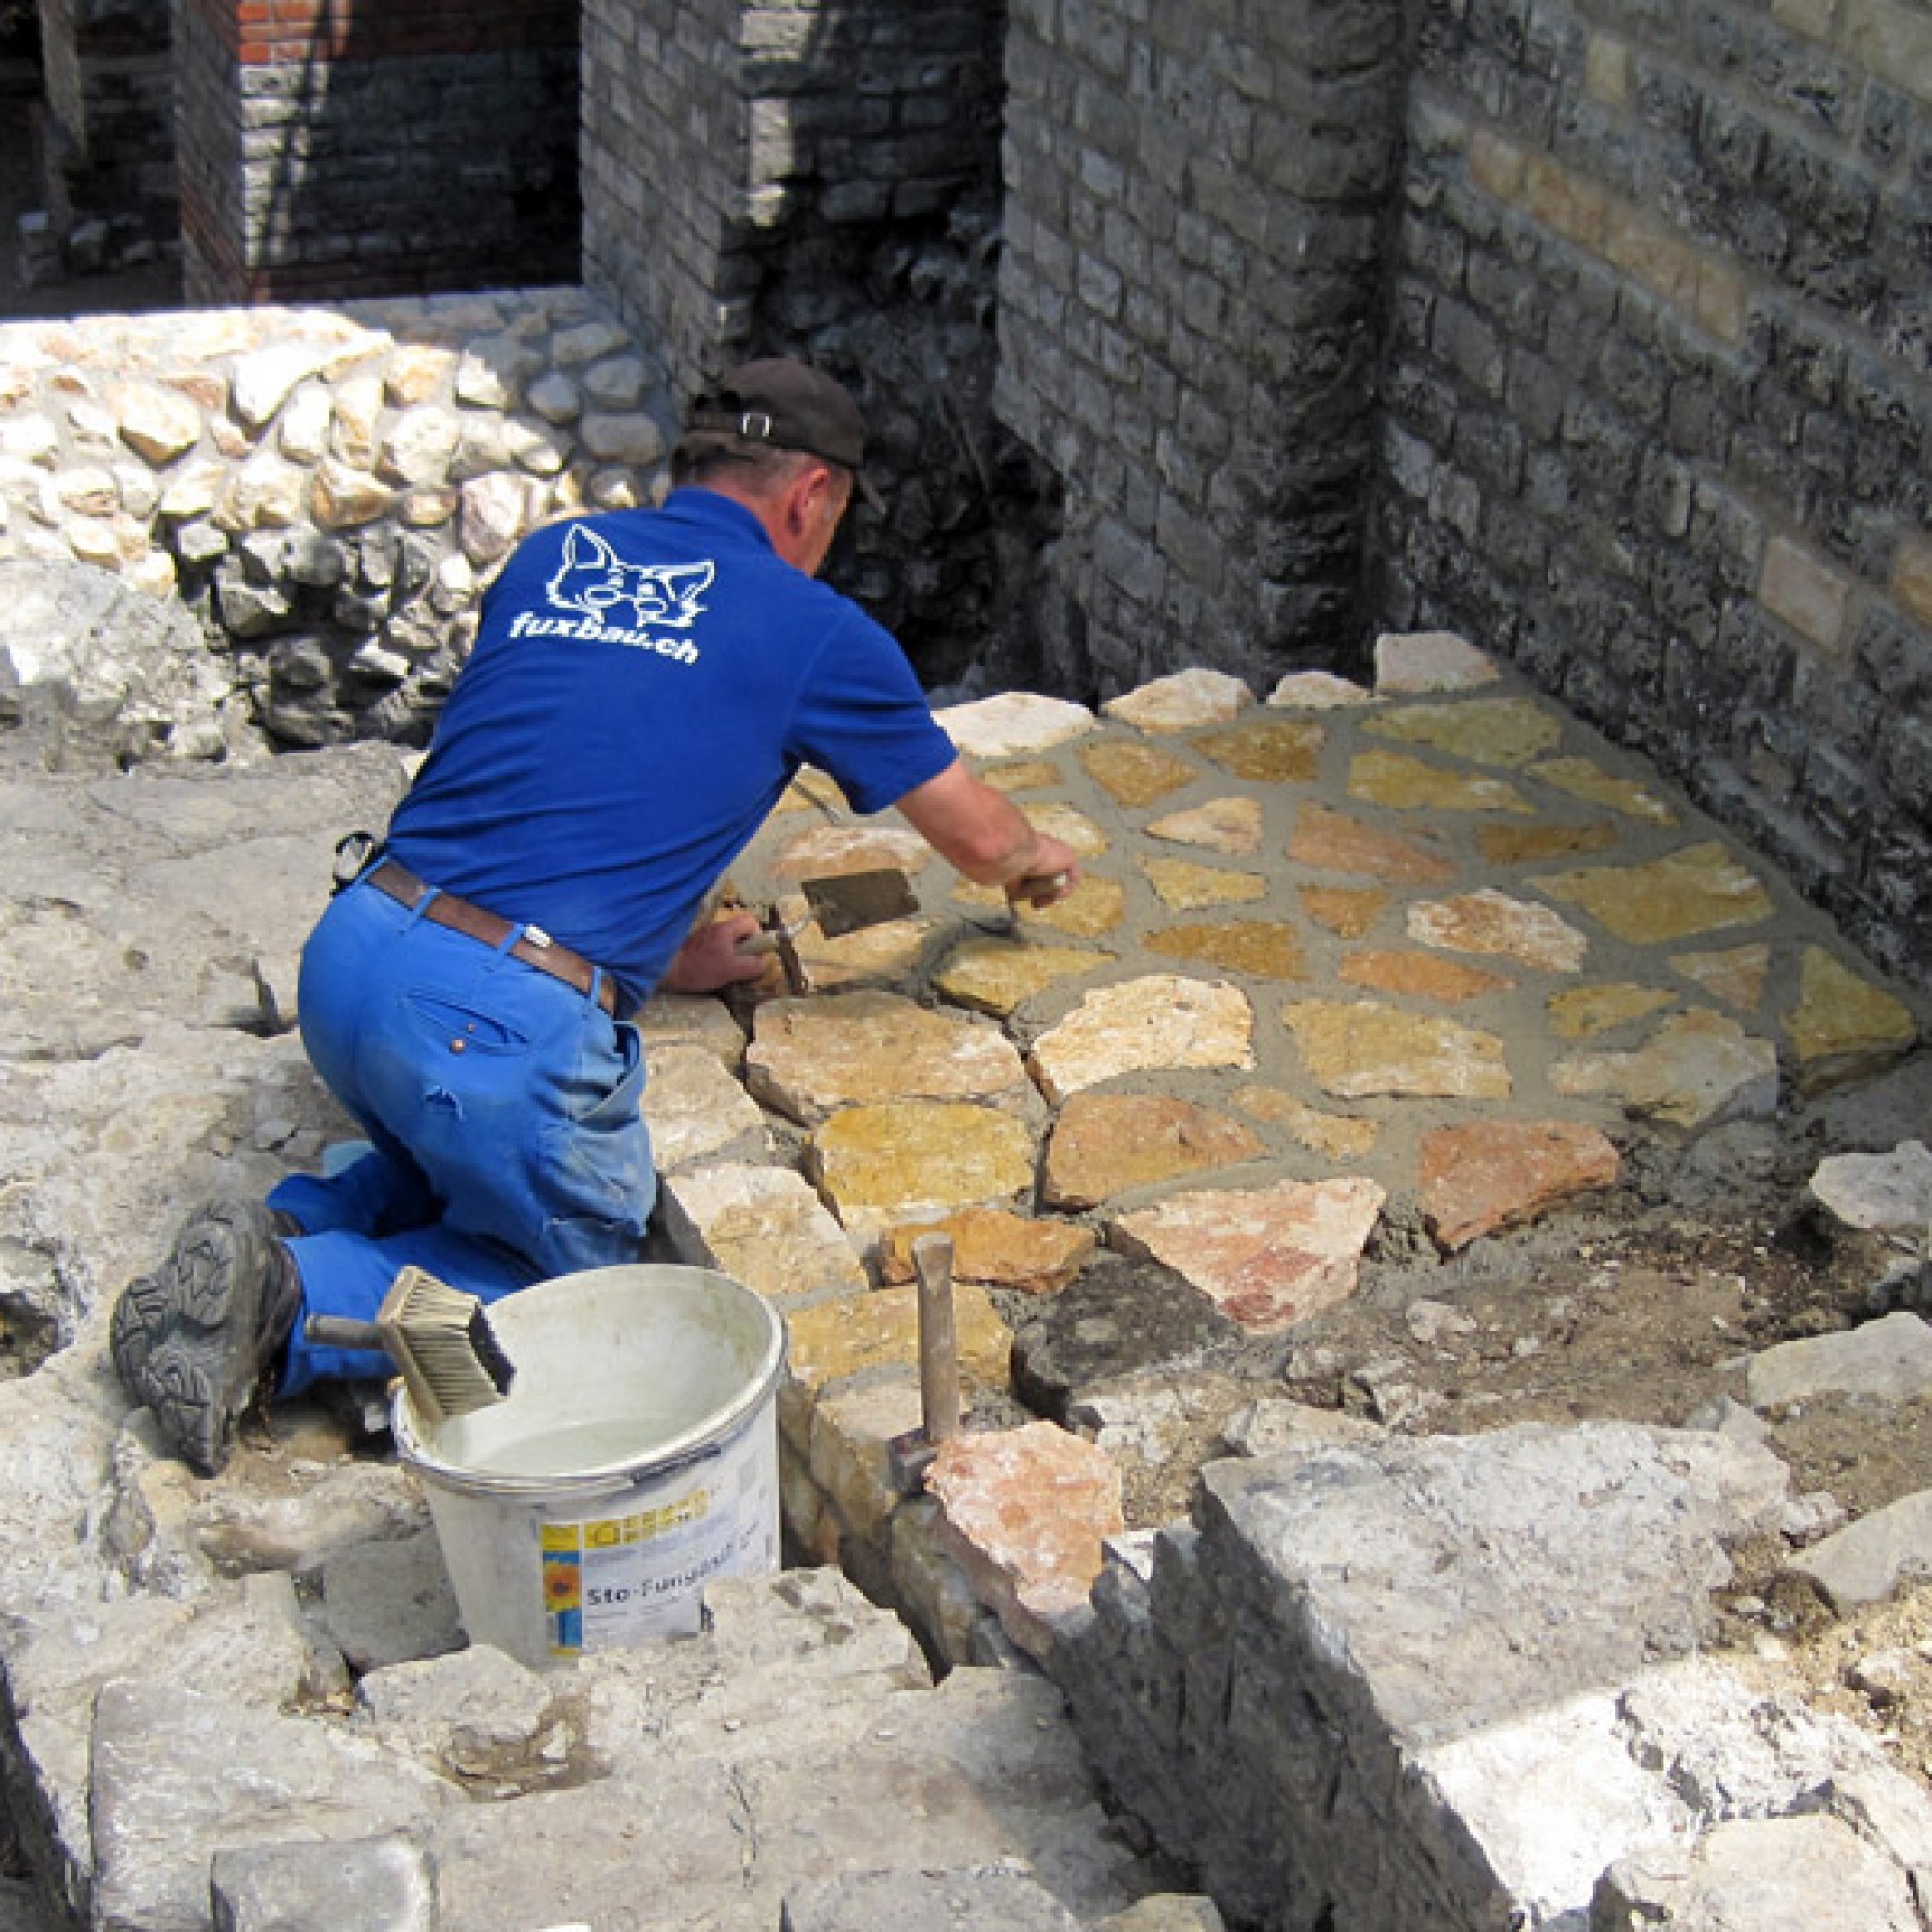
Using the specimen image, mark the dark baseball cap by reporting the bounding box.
[685,359,878,506]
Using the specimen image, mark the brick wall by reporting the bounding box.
[174,0,579,304]
[994,0,1409,701]
[581,0,748,388]
[1375,0,1932,984]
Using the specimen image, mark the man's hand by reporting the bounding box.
[1006,860,1078,911]
[660,910,769,993]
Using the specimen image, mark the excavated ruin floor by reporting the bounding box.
[4,631,1932,1926]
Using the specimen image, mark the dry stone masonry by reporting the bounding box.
[0,296,674,750]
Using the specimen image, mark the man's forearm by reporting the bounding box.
[895,758,1077,894]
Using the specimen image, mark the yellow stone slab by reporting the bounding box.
[747,990,1029,1124]
[1192,714,1324,783]
[1282,998,1512,1099]
[933,936,1112,1017]
[1547,983,1678,1039]
[1235,1085,1381,1160]
[1146,795,1264,854]
[809,1101,1037,1236]
[1290,804,1455,882]
[1362,696,1563,767]
[1785,946,1918,1094]
[1029,975,1256,1103]
[1301,885,1387,937]
[1022,801,1111,857]
[1146,920,1308,980]
[793,914,934,991]
[1043,1092,1266,1208]
[1672,943,1770,1012]
[1476,821,1620,864]
[1341,950,1514,1003]
[980,758,1064,794]
[953,873,1127,937]
[1139,856,1269,910]
[1347,749,1535,814]
[1529,755,1677,825]
[769,822,934,880]
[786,1279,1012,1395]
[877,1206,1095,1294]
[1534,841,1774,945]
[1079,739,1198,807]
[1407,887,1589,972]
[1104,668,1254,734]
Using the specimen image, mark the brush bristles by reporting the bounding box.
[464,1304,517,1394]
[378,1268,517,1421]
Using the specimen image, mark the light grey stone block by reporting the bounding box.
[211,1835,437,1932]
[781,1865,1084,1932]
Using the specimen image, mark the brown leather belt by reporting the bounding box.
[366,859,618,1016]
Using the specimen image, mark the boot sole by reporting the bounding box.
[110,1201,285,1476]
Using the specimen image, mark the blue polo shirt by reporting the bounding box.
[384,488,958,1009]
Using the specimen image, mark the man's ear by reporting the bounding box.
[791,461,838,526]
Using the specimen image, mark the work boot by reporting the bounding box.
[109,1200,304,1477]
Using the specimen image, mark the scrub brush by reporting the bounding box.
[304,1266,517,1424]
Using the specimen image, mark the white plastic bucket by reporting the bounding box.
[392,1264,787,1668]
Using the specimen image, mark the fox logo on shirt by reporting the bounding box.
[546,526,714,630]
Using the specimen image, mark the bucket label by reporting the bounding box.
[538,1430,778,1655]
[542,1489,723,1652]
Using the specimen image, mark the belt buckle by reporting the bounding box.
[331,831,380,895]
[524,924,554,950]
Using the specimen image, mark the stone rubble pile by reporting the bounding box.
[3,591,1932,1927]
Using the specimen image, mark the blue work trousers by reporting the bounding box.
[270,875,653,1395]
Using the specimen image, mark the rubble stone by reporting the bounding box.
[925,1422,1125,1656]
[1419,1120,1622,1251]
[1111,1176,1385,1331]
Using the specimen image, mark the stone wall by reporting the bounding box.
[994,0,1409,702]
[1373,0,1932,987]
[0,295,674,752]
[581,0,1043,689]
[172,0,579,305]
[1052,1427,1932,1929]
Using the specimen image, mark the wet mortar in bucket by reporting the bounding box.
[393,1264,788,1668]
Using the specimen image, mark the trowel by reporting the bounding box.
[737,867,922,993]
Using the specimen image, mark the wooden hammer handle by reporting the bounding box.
[911,1232,961,1444]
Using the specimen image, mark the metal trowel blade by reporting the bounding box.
[800,867,921,938]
